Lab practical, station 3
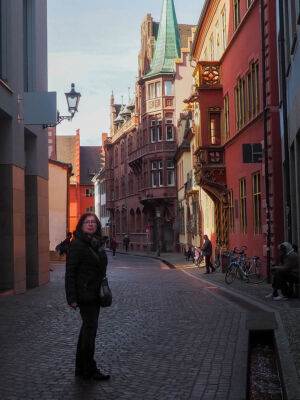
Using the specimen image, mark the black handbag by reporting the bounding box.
[99,276,112,307]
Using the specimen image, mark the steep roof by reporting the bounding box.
[144,0,181,78]
[56,135,77,184]
[178,24,195,48]
[80,146,104,185]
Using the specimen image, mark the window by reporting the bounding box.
[158,161,163,186]
[111,190,114,200]
[235,77,246,130]
[167,170,175,186]
[247,0,253,8]
[252,172,261,234]
[209,111,221,144]
[114,148,118,166]
[166,159,174,168]
[209,33,214,60]
[86,188,94,197]
[86,206,95,212]
[247,62,259,120]
[224,94,230,139]
[150,126,156,142]
[215,21,220,59]
[156,82,161,97]
[164,81,172,96]
[151,171,157,188]
[157,120,162,141]
[239,178,247,234]
[166,159,175,186]
[149,83,155,99]
[221,7,227,50]
[228,190,234,232]
[233,0,240,30]
[166,123,174,141]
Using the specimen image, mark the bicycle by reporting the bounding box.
[225,246,248,284]
[225,247,266,284]
[244,256,266,284]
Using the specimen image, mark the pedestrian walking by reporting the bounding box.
[201,234,215,274]
[110,237,117,256]
[55,231,72,260]
[65,212,110,381]
[185,245,193,261]
[123,235,130,251]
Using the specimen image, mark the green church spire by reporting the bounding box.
[144,0,181,78]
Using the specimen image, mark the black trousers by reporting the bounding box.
[76,302,100,377]
[272,269,296,297]
[205,255,213,273]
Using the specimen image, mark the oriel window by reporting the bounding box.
[164,81,173,96]
[209,111,221,144]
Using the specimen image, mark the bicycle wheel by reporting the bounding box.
[247,259,266,284]
[225,263,237,284]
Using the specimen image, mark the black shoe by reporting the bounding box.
[92,371,110,381]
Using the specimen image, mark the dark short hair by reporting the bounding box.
[76,213,102,236]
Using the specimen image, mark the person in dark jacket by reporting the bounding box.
[201,234,215,274]
[56,232,72,259]
[265,242,299,300]
[110,237,117,256]
[65,213,110,381]
[123,235,130,251]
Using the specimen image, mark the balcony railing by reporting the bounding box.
[128,141,177,164]
[138,186,177,204]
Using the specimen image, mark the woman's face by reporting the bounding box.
[82,216,97,235]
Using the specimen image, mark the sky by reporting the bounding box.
[48,0,205,146]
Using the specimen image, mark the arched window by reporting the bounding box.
[114,147,119,167]
[115,179,119,200]
[136,208,142,233]
[121,208,127,233]
[116,210,120,233]
[121,141,125,163]
[129,209,135,232]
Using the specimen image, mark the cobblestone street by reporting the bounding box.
[0,252,250,400]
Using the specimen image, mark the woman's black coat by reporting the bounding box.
[65,233,108,305]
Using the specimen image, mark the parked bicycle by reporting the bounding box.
[225,246,266,284]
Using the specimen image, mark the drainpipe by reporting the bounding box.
[277,0,292,242]
[260,0,271,282]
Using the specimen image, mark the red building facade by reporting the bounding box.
[190,0,284,272]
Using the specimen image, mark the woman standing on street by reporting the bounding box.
[65,213,110,381]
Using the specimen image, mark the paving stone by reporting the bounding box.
[0,253,248,399]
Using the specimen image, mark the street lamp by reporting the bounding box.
[56,83,81,125]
